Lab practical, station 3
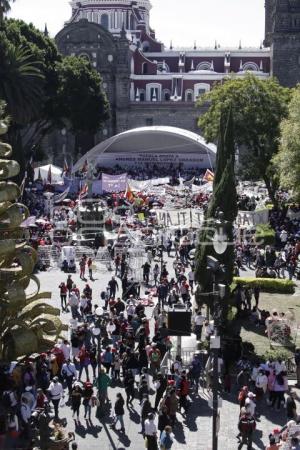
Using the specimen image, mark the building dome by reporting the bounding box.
[69,0,152,36]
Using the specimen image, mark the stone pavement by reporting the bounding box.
[34,258,299,450]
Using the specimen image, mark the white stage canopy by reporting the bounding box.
[73,126,217,172]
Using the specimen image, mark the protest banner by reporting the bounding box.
[102,173,127,193]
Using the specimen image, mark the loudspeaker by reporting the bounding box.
[167,310,192,336]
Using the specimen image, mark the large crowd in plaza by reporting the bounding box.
[2,168,300,450]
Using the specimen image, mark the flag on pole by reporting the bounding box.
[81,159,88,174]
[47,165,52,184]
[203,169,214,182]
[19,174,26,200]
[37,168,42,180]
[79,183,88,200]
[125,183,134,202]
[61,158,69,176]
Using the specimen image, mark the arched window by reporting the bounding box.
[79,53,91,63]
[101,14,109,29]
[142,41,150,52]
[163,89,171,101]
[185,89,193,102]
[196,61,213,71]
[146,83,162,102]
[242,62,259,71]
[194,83,210,101]
[142,62,148,74]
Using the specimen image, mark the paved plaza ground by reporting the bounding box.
[31,254,300,450]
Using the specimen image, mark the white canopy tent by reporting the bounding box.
[34,164,64,184]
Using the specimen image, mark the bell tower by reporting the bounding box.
[265,0,300,86]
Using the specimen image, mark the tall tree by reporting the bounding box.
[1,19,109,168]
[273,86,300,200]
[0,34,45,124]
[195,107,237,295]
[0,0,15,24]
[197,74,291,205]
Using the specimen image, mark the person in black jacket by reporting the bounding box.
[110,392,125,433]
[123,370,135,406]
[158,406,171,437]
[154,373,168,411]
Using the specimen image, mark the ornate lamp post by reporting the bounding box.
[209,210,228,450]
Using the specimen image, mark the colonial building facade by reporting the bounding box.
[51,0,293,161]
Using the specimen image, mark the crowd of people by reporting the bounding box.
[3,170,300,450]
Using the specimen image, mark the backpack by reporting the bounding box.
[161,432,173,449]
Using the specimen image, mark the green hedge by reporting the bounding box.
[233,277,295,294]
[255,224,275,246]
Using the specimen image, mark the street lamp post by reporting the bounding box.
[209,210,229,450]
[92,306,103,375]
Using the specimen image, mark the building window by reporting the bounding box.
[79,53,91,62]
[242,62,259,71]
[142,62,148,74]
[101,14,109,29]
[146,83,162,101]
[196,61,213,71]
[140,90,145,102]
[163,90,171,101]
[185,90,193,102]
[194,83,210,101]
[146,118,153,126]
[142,41,150,52]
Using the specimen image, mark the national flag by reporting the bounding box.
[203,169,214,182]
[125,184,134,202]
[47,165,52,184]
[79,183,88,199]
[81,159,88,174]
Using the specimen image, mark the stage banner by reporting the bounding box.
[102,173,127,193]
[155,208,204,229]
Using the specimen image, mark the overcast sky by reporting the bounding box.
[8,0,265,48]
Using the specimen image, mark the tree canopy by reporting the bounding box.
[273,86,300,200]
[0,19,109,166]
[197,74,291,204]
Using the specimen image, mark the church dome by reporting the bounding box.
[69,0,152,35]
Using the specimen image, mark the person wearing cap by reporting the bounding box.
[47,377,64,420]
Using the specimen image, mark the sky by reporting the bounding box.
[8,0,265,48]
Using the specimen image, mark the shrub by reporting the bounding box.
[264,348,293,362]
[233,277,295,294]
[255,224,275,246]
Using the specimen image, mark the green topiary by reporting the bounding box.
[233,277,295,294]
[255,224,275,246]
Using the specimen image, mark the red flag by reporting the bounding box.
[203,169,214,182]
[47,165,52,184]
[125,184,134,202]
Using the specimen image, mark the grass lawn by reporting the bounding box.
[238,292,300,356]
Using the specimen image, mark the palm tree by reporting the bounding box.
[0,0,15,24]
[0,39,45,124]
